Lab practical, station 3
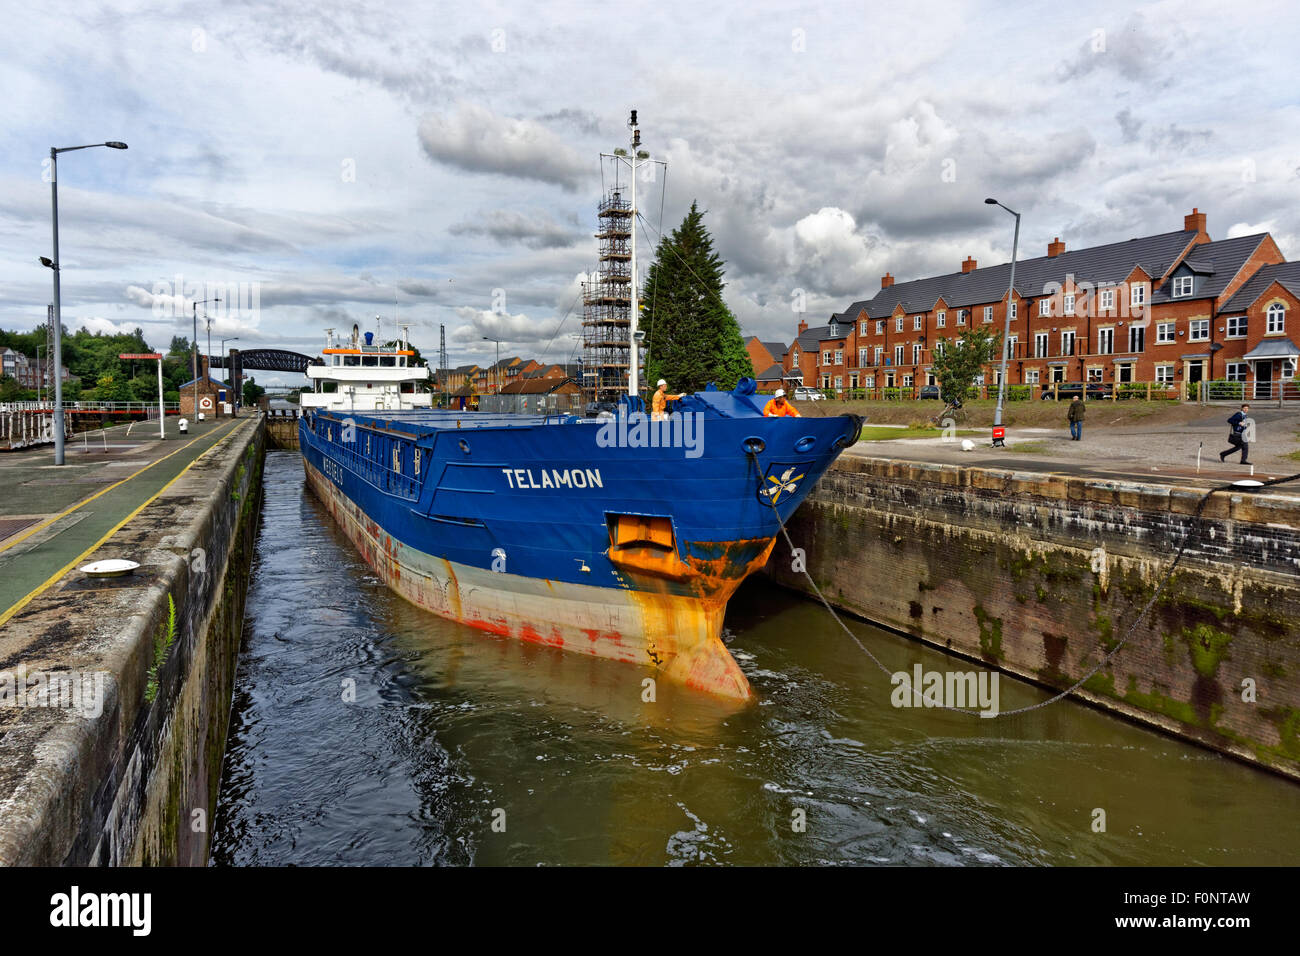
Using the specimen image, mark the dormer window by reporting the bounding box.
[1173,276,1194,297]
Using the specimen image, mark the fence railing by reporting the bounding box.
[0,401,181,413]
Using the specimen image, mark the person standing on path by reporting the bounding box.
[1067,394,1085,441]
[1220,404,1254,464]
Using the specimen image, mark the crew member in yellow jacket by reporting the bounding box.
[651,379,684,421]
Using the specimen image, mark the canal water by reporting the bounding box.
[210,451,1300,865]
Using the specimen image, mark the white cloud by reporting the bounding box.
[417,104,590,192]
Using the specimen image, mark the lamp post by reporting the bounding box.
[482,336,502,395]
[191,295,220,420]
[42,141,128,464]
[984,197,1020,447]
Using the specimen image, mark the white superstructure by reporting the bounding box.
[300,324,433,412]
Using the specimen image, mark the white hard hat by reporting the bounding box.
[774,388,786,398]
[657,379,667,387]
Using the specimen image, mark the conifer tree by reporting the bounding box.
[642,202,753,393]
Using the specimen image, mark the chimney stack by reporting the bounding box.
[797,319,809,334]
[1184,207,1207,235]
[881,272,894,289]
[1048,237,1065,257]
[962,256,977,274]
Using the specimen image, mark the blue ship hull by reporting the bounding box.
[299,385,860,698]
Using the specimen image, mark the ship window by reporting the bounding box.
[363,355,377,367]
[366,435,370,454]
[393,446,401,473]
[413,448,421,473]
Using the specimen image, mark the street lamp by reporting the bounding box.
[985,197,1020,447]
[42,141,128,464]
[482,335,503,394]
[191,295,221,419]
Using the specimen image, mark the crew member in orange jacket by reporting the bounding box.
[763,388,800,417]
[652,379,684,421]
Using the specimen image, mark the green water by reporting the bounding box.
[210,452,1300,865]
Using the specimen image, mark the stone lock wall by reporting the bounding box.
[767,456,1300,779]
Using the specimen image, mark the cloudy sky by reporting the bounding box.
[3,0,1298,385]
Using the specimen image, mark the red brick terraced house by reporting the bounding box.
[788,209,1295,400]
[745,336,791,392]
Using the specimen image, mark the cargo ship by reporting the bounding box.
[297,115,862,700]
[298,328,859,700]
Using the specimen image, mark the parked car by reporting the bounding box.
[793,386,825,402]
[917,384,941,400]
[584,401,618,417]
[1040,382,1113,401]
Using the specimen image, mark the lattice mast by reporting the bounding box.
[585,110,651,402]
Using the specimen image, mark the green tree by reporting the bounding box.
[930,327,1001,401]
[642,201,753,394]
[94,371,134,403]
[242,377,265,406]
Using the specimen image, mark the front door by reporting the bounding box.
[1117,364,1133,384]
[1255,361,1273,400]
[1186,360,1203,385]
[1051,366,1065,383]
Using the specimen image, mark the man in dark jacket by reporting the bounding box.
[1220,404,1252,464]
[1067,395,1085,440]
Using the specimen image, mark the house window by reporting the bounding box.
[957,310,967,325]
[1039,299,1051,317]
[1189,319,1209,342]
[1156,322,1175,344]
[1131,283,1146,308]
[934,340,946,357]
[1064,294,1075,316]
[1225,362,1247,382]
[983,306,993,323]
[1128,325,1145,353]
[913,315,923,330]
[902,374,913,387]
[876,321,885,335]
[1283,358,1297,380]
[874,347,883,365]
[912,344,923,364]
[861,321,869,335]
[936,311,946,327]
[834,348,843,365]
[1025,369,1040,384]
[1097,328,1114,355]
[850,372,858,388]
[822,350,831,366]
[1034,332,1048,357]
[1173,276,1194,297]
[894,345,904,366]
[1100,289,1115,310]
[865,375,875,388]
[1088,367,1104,383]
[1155,364,1174,384]
[1060,330,1076,355]
[858,348,868,367]
[1267,303,1286,333]
[1008,301,1017,321]
[1225,316,1247,338]
[834,375,843,389]
[896,316,904,332]
[821,375,831,388]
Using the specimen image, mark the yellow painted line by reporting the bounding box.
[0,421,242,629]
[0,423,232,557]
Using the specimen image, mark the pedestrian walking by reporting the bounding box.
[1067,394,1085,441]
[1219,403,1253,465]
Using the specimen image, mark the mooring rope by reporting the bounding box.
[762,466,1300,718]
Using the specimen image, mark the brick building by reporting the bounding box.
[178,357,233,418]
[788,208,1297,399]
[744,337,791,392]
